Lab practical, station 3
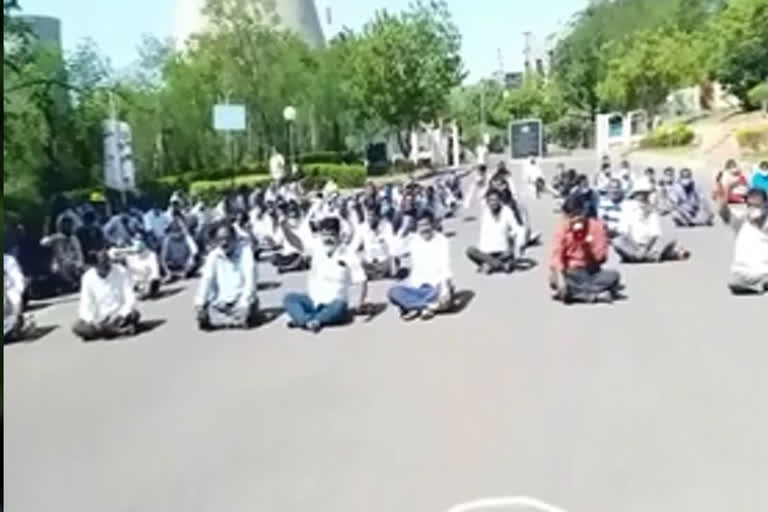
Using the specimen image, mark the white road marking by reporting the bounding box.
[445,496,569,512]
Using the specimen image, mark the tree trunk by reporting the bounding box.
[396,128,411,158]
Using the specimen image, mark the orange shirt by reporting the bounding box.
[550,218,609,272]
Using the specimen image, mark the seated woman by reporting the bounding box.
[719,186,768,295]
[194,224,259,330]
[550,195,622,304]
[466,188,527,274]
[4,253,35,342]
[714,159,750,204]
[389,210,455,320]
[612,177,691,263]
[73,249,141,341]
[668,168,714,226]
[281,217,369,333]
[160,218,199,281]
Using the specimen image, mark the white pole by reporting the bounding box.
[109,90,127,208]
[452,121,460,168]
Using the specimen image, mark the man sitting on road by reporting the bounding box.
[570,174,599,218]
[73,248,141,341]
[4,253,35,342]
[550,195,622,304]
[612,177,691,264]
[354,208,399,280]
[597,178,625,238]
[466,188,528,274]
[40,215,85,293]
[389,210,455,320]
[281,217,370,333]
[718,186,768,295]
[668,168,714,227]
[195,224,259,330]
[594,159,613,196]
[160,218,199,282]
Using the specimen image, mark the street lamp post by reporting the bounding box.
[283,105,297,176]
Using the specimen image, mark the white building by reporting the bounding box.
[173,0,327,49]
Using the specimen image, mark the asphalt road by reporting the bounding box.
[4,156,767,512]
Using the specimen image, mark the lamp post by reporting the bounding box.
[283,105,297,176]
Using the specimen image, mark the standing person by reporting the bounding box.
[4,253,35,342]
[72,249,141,341]
[523,155,546,198]
[550,195,623,304]
[160,218,199,281]
[40,216,85,293]
[281,217,369,333]
[195,224,259,330]
[612,178,691,263]
[466,188,528,274]
[475,140,488,166]
[388,210,455,320]
[269,146,286,183]
[718,186,768,294]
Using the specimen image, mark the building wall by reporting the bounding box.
[18,15,62,49]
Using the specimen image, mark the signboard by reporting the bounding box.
[103,119,136,192]
[213,104,246,131]
[509,118,543,159]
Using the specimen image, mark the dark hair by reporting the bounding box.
[318,216,341,235]
[725,159,738,169]
[759,161,768,170]
[562,194,586,216]
[478,164,487,173]
[747,187,767,203]
[485,187,501,200]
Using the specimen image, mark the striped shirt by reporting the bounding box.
[598,197,623,234]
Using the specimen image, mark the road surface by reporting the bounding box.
[4,156,767,512]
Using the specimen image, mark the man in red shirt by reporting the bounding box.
[550,195,622,303]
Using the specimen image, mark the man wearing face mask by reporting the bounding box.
[612,177,691,264]
[281,217,369,333]
[195,224,259,330]
[719,186,768,294]
[750,161,768,194]
[669,168,714,227]
[466,188,528,274]
[550,195,622,303]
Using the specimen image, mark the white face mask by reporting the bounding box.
[747,207,765,221]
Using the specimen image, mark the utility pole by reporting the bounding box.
[523,31,533,78]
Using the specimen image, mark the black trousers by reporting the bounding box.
[72,311,141,341]
[556,268,621,300]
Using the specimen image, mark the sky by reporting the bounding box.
[21,0,587,82]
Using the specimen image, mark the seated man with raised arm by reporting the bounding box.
[465,188,527,274]
[719,186,768,295]
[281,217,369,333]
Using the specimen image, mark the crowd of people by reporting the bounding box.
[4,156,767,342]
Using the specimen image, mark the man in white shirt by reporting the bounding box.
[195,224,259,330]
[719,186,768,294]
[269,146,286,183]
[102,213,133,247]
[281,217,369,333]
[4,253,35,341]
[523,156,546,198]
[466,188,527,274]
[73,249,140,341]
[612,177,691,263]
[388,210,455,321]
[354,209,398,279]
[143,204,171,248]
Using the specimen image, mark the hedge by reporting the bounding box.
[189,175,272,204]
[302,163,367,190]
[639,122,695,148]
[297,150,362,165]
[735,124,768,153]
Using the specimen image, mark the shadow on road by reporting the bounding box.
[446,290,476,315]
[257,281,282,292]
[513,258,539,272]
[150,286,185,301]
[3,325,59,346]
[135,319,168,335]
[258,307,285,327]
[359,302,388,323]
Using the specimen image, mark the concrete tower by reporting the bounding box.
[174,0,325,49]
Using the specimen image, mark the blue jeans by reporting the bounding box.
[388,284,439,312]
[283,293,348,327]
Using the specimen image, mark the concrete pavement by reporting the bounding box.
[4,157,767,512]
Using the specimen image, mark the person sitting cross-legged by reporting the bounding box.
[281,217,370,333]
[4,253,36,342]
[355,208,399,280]
[72,249,141,341]
[466,188,527,274]
[550,195,622,304]
[160,218,198,281]
[194,223,259,331]
[750,160,768,195]
[389,210,455,320]
[668,168,714,227]
[597,178,625,238]
[40,215,85,293]
[719,186,768,295]
[612,177,691,264]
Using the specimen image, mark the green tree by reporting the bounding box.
[340,0,465,155]
[712,0,768,108]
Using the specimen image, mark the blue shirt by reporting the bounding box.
[751,172,768,194]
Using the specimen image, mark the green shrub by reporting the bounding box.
[747,83,768,107]
[548,116,586,150]
[735,124,768,153]
[639,122,695,148]
[189,174,272,204]
[297,151,362,165]
[302,164,367,190]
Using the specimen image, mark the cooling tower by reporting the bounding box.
[174,0,325,49]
